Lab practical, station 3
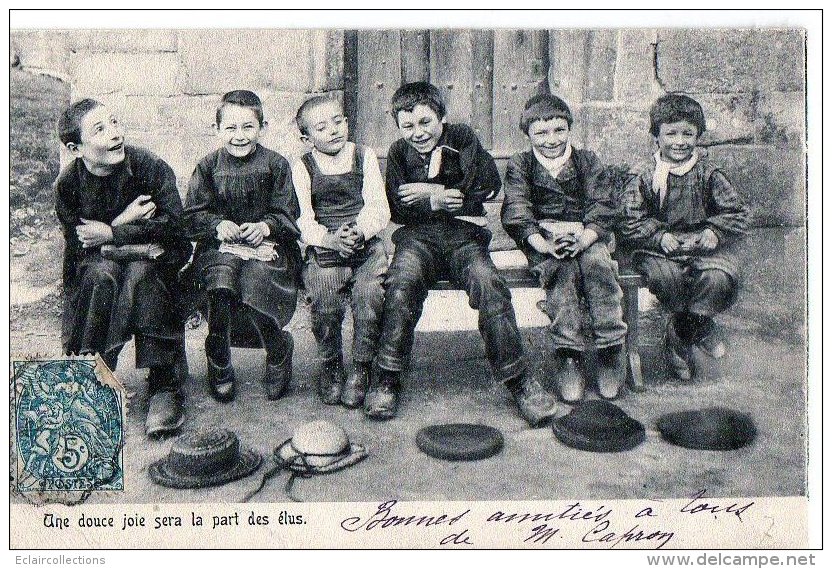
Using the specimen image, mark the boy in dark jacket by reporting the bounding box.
[185,90,301,403]
[367,82,558,427]
[502,94,627,401]
[620,94,749,380]
[55,99,190,437]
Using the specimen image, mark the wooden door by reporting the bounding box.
[345,29,549,160]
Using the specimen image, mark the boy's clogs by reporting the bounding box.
[341,361,371,409]
[146,390,185,438]
[264,333,294,401]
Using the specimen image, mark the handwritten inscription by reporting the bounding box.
[680,489,755,521]
[341,500,472,546]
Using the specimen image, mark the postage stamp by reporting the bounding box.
[11,356,126,503]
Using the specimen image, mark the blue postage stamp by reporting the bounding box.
[11,356,126,502]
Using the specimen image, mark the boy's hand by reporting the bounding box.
[660,232,681,254]
[76,219,114,248]
[695,228,719,251]
[342,224,365,250]
[561,228,599,258]
[398,183,443,206]
[239,222,270,247]
[323,226,356,258]
[112,195,156,226]
[527,233,558,257]
[216,220,241,243]
[431,188,464,212]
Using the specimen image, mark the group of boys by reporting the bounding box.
[55,81,748,438]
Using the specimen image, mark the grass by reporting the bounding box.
[9,67,70,239]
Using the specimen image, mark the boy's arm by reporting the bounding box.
[385,143,436,225]
[620,172,668,251]
[456,125,501,204]
[704,169,749,246]
[354,147,391,240]
[290,158,330,247]
[54,176,82,287]
[110,156,183,245]
[184,158,224,241]
[261,154,301,242]
[500,153,540,246]
[581,152,617,241]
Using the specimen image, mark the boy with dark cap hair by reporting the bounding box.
[367,81,558,427]
[502,93,627,401]
[620,93,749,380]
[55,98,190,437]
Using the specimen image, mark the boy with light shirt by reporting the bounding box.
[501,94,628,401]
[620,93,749,380]
[55,98,190,437]
[185,90,301,403]
[291,95,390,408]
[368,81,558,427]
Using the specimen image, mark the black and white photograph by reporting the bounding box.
[7,9,819,552]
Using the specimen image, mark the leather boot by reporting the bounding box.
[319,358,346,405]
[364,368,400,420]
[666,318,693,381]
[553,349,585,402]
[506,374,559,428]
[341,361,371,409]
[264,333,294,401]
[596,344,627,400]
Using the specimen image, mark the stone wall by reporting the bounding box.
[550,29,805,228]
[11,28,805,228]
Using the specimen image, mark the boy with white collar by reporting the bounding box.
[620,93,749,380]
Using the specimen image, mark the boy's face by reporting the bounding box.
[396,103,445,155]
[68,105,126,173]
[656,120,699,164]
[301,100,349,155]
[216,104,264,158]
[526,117,570,159]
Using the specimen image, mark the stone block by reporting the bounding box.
[707,145,805,227]
[693,93,757,146]
[585,30,617,101]
[68,29,178,53]
[179,30,313,95]
[571,103,654,169]
[615,29,663,102]
[11,30,71,79]
[70,52,185,97]
[656,29,805,93]
[755,91,806,148]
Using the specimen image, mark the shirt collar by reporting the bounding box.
[77,148,133,185]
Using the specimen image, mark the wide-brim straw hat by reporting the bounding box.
[149,429,262,489]
[552,400,646,453]
[416,423,504,461]
[275,420,367,473]
[657,407,757,451]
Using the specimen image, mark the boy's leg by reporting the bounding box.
[578,242,628,399]
[302,256,350,404]
[635,254,693,380]
[65,255,123,360]
[539,258,586,402]
[239,259,299,400]
[344,239,388,408]
[685,268,736,358]
[367,235,437,419]
[451,242,557,427]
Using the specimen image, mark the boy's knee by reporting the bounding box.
[697,269,734,297]
[82,259,121,287]
[579,242,614,272]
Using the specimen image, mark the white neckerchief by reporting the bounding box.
[312,142,355,175]
[652,148,699,207]
[532,144,573,180]
[426,145,459,179]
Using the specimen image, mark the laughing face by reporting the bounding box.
[396,103,445,155]
[656,120,699,165]
[526,116,570,160]
[69,104,126,175]
[216,103,264,158]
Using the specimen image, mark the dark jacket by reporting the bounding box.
[385,123,501,226]
[501,147,617,254]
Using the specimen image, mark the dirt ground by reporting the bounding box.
[9,227,807,504]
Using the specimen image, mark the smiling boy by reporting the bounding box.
[620,94,749,380]
[367,82,558,426]
[54,98,190,437]
[501,94,627,401]
[185,90,301,403]
[291,95,390,408]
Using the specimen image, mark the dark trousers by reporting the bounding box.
[302,238,387,363]
[535,242,627,350]
[63,255,184,391]
[375,222,526,383]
